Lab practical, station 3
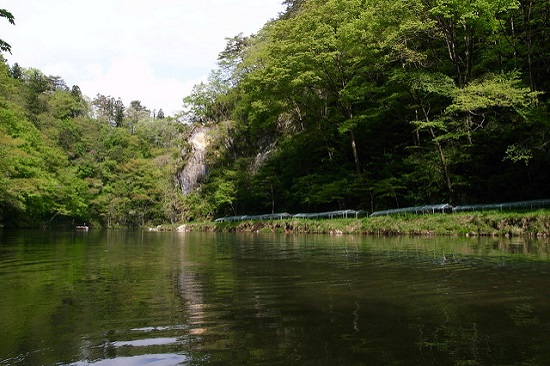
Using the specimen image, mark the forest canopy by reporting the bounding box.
[1,0,549,228]
[188,0,549,217]
[0,56,186,228]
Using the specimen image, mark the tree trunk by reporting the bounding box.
[429,126,453,200]
[350,129,361,175]
[421,105,453,200]
[522,0,536,91]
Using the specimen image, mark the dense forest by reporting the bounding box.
[0,58,188,228]
[1,0,549,228]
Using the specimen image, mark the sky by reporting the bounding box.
[2,0,285,115]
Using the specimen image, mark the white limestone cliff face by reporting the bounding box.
[177,127,211,195]
[176,123,275,196]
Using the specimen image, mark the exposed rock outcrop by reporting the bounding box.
[177,127,212,195]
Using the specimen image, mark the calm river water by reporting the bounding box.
[1,229,550,365]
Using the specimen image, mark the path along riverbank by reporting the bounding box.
[153,210,550,237]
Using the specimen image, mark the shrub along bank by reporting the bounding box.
[174,210,550,237]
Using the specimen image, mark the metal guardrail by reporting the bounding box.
[453,199,550,213]
[369,204,453,217]
[213,199,550,222]
[370,199,550,217]
[214,210,368,222]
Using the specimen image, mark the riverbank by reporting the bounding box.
[155,210,550,237]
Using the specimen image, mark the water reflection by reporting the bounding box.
[170,233,550,365]
[70,354,188,366]
[1,230,550,365]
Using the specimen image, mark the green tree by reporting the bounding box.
[92,94,125,126]
[239,0,389,175]
[281,0,306,18]
[10,62,22,79]
[0,96,88,226]
[182,71,233,124]
[0,9,15,54]
[156,108,165,119]
[125,100,149,132]
[426,0,519,86]
[22,68,51,117]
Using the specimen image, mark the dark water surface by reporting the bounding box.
[1,230,550,365]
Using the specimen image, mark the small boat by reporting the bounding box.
[76,223,89,230]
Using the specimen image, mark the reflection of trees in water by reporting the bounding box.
[176,239,207,336]
[169,233,550,364]
[415,312,494,364]
[411,270,547,365]
[414,304,545,364]
[491,239,548,256]
[172,235,311,362]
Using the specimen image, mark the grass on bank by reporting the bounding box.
[172,210,550,237]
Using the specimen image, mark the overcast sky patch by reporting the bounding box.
[3,0,284,115]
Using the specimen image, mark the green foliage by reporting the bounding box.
[0,56,187,228]
[3,0,550,226]
[192,0,550,217]
[0,96,87,226]
[48,90,86,119]
[446,73,539,114]
[0,8,15,54]
[181,71,234,124]
[180,192,214,222]
[504,144,533,166]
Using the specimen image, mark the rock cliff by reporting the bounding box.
[176,127,212,195]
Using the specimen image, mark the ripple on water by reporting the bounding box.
[61,325,202,366]
[68,353,188,366]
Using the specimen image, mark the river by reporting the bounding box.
[1,229,550,365]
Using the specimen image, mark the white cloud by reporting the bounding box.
[3,0,285,116]
[79,56,197,115]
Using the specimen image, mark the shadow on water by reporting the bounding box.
[1,230,550,365]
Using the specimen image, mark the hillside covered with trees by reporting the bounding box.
[1,0,549,228]
[0,58,192,228]
[186,0,550,216]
